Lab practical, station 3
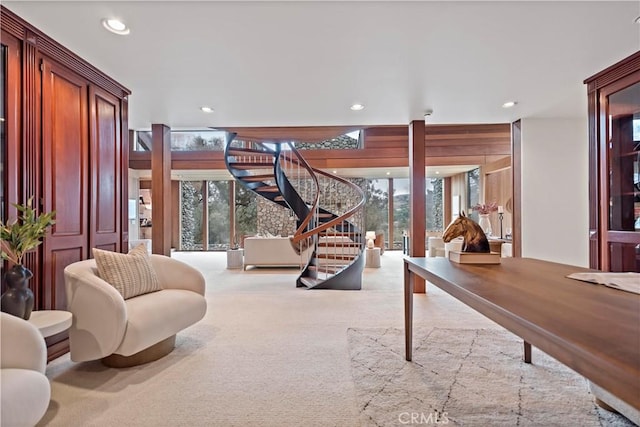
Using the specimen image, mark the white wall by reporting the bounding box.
[520,118,589,267]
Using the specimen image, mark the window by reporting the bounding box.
[467,168,481,222]
[365,179,389,245]
[180,181,204,250]
[393,178,410,250]
[426,178,444,231]
[133,130,228,152]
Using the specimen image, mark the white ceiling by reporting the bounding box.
[4,1,639,132]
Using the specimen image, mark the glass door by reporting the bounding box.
[604,80,640,272]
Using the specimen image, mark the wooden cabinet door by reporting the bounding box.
[89,85,121,253]
[586,52,640,273]
[41,58,89,310]
[598,75,640,272]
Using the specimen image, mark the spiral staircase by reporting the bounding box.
[224,135,365,290]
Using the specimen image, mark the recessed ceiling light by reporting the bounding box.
[332,170,338,174]
[502,101,518,108]
[350,104,364,111]
[101,18,130,35]
[435,171,440,174]
[386,171,391,176]
[200,106,214,113]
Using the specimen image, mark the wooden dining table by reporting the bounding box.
[403,256,640,411]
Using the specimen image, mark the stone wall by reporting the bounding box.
[257,198,297,236]
[296,134,360,150]
[255,177,366,236]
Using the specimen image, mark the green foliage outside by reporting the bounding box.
[235,186,257,243]
[180,182,202,249]
[365,180,388,234]
[180,180,257,250]
[207,181,230,248]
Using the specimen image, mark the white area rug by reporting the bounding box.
[348,327,635,427]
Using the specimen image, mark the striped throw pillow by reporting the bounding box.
[92,244,161,299]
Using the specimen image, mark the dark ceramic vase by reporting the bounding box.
[1,264,34,320]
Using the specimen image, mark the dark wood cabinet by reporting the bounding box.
[585,51,640,272]
[1,7,130,358]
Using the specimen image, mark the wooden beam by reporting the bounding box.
[151,124,171,256]
[409,120,426,293]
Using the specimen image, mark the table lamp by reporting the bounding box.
[365,231,376,249]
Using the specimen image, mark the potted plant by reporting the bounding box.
[0,197,56,319]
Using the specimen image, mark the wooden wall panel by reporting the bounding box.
[41,58,89,309]
[1,31,21,222]
[121,99,129,251]
[20,33,40,300]
[2,6,130,359]
[48,247,83,310]
[89,85,121,252]
[484,168,512,237]
[132,123,511,173]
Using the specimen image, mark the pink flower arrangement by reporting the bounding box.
[471,202,498,215]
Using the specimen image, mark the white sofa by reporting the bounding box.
[243,236,311,269]
[1,312,51,427]
[64,255,207,367]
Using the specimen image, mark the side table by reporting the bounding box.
[28,310,72,338]
[227,249,244,269]
[365,247,381,268]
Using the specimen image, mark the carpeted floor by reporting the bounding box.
[348,327,634,427]
[39,252,636,426]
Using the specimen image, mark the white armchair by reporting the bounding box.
[1,312,51,427]
[64,254,207,367]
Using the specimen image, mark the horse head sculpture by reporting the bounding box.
[442,211,490,253]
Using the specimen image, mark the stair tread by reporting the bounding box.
[240,174,275,182]
[307,265,342,273]
[227,147,274,155]
[315,253,357,260]
[299,277,322,287]
[256,185,280,193]
[317,242,360,247]
[228,162,273,168]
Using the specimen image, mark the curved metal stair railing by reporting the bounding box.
[225,136,365,290]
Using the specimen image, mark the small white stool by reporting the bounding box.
[227,249,244,269]
[365,247,381,268]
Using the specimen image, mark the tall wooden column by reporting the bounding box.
[409,120,426,293]
[151,124,172,255]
